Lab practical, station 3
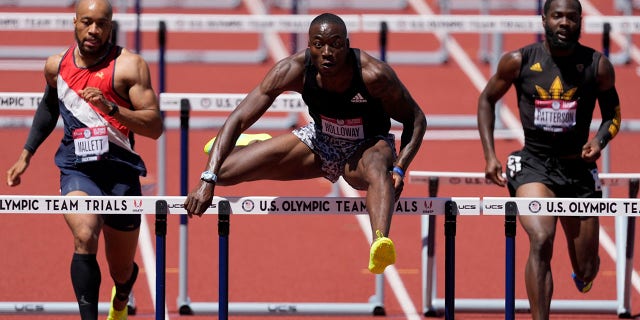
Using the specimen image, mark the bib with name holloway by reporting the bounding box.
[55,44,147,175]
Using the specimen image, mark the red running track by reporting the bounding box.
[1,0,640,319]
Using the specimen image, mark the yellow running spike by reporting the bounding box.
[107,286,127,320]
[368,230,396,274]
[203,133,272,154]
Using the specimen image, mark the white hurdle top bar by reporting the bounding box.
[409,170,640,216]
[158,92,306,112]
[2,195,638,216]
[1,13,640,34]
[0,195,481,215]
[483,197,640,217]
[409,171,640,187]
[0,92,307,112]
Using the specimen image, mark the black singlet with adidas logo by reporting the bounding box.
[516,42,602,157]
[302,48,391,141]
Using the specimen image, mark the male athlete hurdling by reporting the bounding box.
[183,13,426,274]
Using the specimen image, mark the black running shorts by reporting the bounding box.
[505,149,602,198]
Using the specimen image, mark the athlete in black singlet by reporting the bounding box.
[478,0,621,319]
[184,13,427,275]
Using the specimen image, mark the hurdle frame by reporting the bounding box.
[410,171,640,317]
[0,195,481,318]
[168,97,389,316]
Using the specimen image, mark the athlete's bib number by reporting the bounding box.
[73,126,109,162]
[534,99,577,132]
[320,116,365,140]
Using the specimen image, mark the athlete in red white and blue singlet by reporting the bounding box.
[7,1,163,319]
[56,43,146,175]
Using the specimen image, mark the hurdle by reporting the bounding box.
[273,0,408,10]
[164,95,414,316]
[0,0,241,8]
[0,11,291,64]
[438,0,541,63]
[0,195,172,316]
[409,170,640,317]
[3,12,639,66]
[0,194,481,319]
[168,195,480,317]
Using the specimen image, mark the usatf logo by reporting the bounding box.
[241,200,254,212]
[132,199,144,213]
[422,201,434,214]
[528,200,541,213]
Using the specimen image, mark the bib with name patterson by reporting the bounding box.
[534,99,577,132]
[515,42,601,156]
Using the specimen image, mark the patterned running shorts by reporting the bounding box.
[293,123,396,183]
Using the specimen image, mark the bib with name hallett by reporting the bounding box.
[73,126,109,162]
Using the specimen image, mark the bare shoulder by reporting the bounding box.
[261,50,306,94]
[273,50,306,75]
[358,50,399,92]
[499,50,522,68]
[114,47,152,86]
[44,52,64,86]
[117,48,149,71]
[495,49,522,79]
[596,53,615,90]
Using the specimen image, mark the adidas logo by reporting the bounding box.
[530,63,542,72]
[351,93,367,103]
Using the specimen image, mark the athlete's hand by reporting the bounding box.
[6,161,26,187]
[6,150,32,187]
[581,139,602,162]
[391,172,404,202]
[485,157,506,187]
[184,181,215,218]
[79,87,111,114]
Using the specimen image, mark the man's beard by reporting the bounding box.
[544,24,581,50]
[75,34,110,59]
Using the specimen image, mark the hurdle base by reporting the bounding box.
[185,301,384,316]
[0,291,137,315]
[424,298,621,316]
[178,304,194,315]
[0,301,134,315]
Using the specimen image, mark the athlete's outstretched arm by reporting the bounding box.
[184,52,306,217]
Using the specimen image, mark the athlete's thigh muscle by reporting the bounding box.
[221,133,324,183]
